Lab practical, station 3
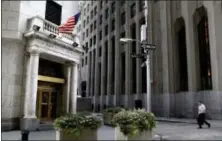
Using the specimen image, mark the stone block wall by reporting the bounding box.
[77,97,92,112]
[151,91,222,120]
[2,39,25,131]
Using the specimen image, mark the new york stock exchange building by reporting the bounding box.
[1,1,90,131]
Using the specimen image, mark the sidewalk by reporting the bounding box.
[156,117,222,126]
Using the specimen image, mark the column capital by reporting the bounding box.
[65,61,76,66]
[29,50,40,56]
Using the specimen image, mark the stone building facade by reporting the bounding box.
[2,1,83,131]
[79,1,222,120]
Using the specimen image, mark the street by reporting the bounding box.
[2,121,222,140]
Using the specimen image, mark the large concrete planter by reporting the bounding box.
[56,129,98,140]
[103,113,114,126]
[114,127,152,140]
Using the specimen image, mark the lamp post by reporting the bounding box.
[120,37,155,112]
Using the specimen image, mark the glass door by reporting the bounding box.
[37,88,58,121]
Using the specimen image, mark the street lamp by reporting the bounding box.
[120,38,140,43]
[120,37,156,112]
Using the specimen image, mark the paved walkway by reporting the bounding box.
[156,117,222,125]
[2,118,222,140]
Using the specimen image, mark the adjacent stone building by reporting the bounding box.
[79,1,222,120]
[2,1,83,131]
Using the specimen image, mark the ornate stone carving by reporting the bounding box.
[25,32,82,64]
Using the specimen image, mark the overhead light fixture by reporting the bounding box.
[49,33,56,38]
[72,42,79,47]
[33,25,40,31]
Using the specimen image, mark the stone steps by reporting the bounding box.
[38,123,54,131]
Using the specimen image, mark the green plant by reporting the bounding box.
[112,109,156,137]
[103,107,125,126]
[104,107,124,114]
[53,114,102,137]
[77,111,91,116]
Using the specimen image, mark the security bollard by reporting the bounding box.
[21,130,29,141]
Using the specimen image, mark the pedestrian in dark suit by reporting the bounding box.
[196,101,211,129]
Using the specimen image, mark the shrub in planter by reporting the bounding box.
[112,109,156,140]
[103,107,124,126]
[53,114,102,140]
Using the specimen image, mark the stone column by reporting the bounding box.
[90,51,95,110]
[100,9,106,111]
[21,50,40,130]
[136,1,142,100]
[70,62,79,114]
[94,9,100,112]
[64,62,72,113]
[124,1,132,108]
[86,53,91,97]
[160,1,171,117]
[181,1,199,91]
[114,1,121,106]
[107,6,113,107]
[205,1,222,90]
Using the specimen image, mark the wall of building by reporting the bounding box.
[79,1,222,120]
[2,39,25,130]
[150,1,222,119]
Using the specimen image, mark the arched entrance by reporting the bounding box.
[174,17,188,92]
[194,6,212,90]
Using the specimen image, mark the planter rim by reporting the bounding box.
[55,128,98,131]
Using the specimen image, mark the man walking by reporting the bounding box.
[196,101,211,129]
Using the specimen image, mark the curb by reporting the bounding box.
[156,118,196,124]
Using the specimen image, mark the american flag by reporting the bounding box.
[59,12,81,34]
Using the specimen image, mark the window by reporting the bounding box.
[121,32,125,38]
[139,1,145,11]
[85,42,88,53]
[45,0,62,25]
[94,20,97,29]
[99,30,102,40]
[87,16,89,24]
[84,8,86,16]
[82,32,85,40]
[83,20,86,28]
[90,38,92,47]
[111,19,115,31]
[100,1,103,9]
[105,8,109,19]
[94,6,97,15]
[93,35,96,45]
[87,4,90,11]
[85,57,87,65]
[105,25,108,35]
[132,57,137,93]
[86,42,88,49]
[82,58,84,66]
[112,36,115,88]
[100,15,103,25]
[91,11,93,19]
[111,2,115,13]
[99,46,102,57]
[131,3,136,17]
[140,17,146,25]
[121,52,125,94]
[120,0,125,6]
[142,66,146,92]
[79,25,81,32]
[86,29,89,37]
[121,12,125,25]
[90,24,93,33]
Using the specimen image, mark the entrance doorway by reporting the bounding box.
[36,86,58,121]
